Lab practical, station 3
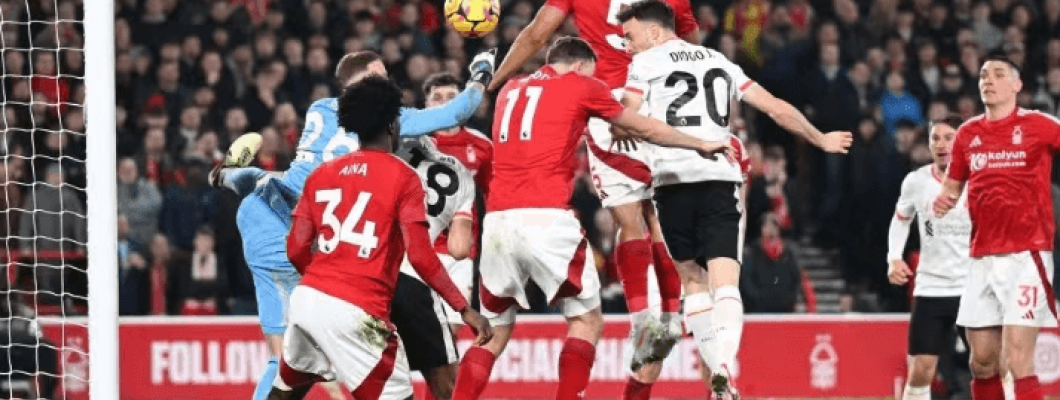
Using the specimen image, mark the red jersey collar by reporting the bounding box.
[984,105,1021,126]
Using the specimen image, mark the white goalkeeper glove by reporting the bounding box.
[468,48,497,87]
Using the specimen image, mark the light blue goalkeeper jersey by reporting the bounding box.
[281,87,484,196]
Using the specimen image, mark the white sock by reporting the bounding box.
[683,291,717,372]
[710,286,744,374]
[903,385,931,400]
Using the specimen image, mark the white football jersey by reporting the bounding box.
[626,39,753,186]
[396,137,476,281]
[893,165,972,297]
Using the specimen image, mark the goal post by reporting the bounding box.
[84,0,118,398]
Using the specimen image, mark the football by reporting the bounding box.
[225,132,262,167]
[444,0,500,38]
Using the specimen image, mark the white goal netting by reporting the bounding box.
[0,0,94,399]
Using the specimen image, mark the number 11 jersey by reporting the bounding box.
[626,40,755,186]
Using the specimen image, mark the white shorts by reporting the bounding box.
[479,208,602,325]
[281,286,412,399]
[585,89,653,208]
[438,254,474,325]
[956,250,1059,329]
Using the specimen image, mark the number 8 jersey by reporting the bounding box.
[395,137,477,244]
[626,40,755,186]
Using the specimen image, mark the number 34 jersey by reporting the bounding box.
[626,39,755,186]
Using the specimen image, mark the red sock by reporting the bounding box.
[453,346,496,400]
[616,239,652,312]
[1015,376,1044,400]
[622,376,653,400]
[651,242,682,313]
[556,338,596,400]
[971,375,1004,400]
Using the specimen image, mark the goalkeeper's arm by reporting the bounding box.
[397,50,497,137]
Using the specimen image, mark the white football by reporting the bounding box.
[225,133,262,167]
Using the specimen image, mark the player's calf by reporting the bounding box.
[557,308,604,400]
[452,323,513,400]
[903,355,938,400]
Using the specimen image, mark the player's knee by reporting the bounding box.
[1003,348,1037,378]
[567,308,604,341]
[969,354,1000,378]
[675,260,707,287]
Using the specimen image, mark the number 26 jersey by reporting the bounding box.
[626,40,755,186]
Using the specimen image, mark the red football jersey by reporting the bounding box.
[291,150,427,320]
[545,0,698,89]
[947,108,1060,258]
[489,66,625,211]
[432,127,494,192]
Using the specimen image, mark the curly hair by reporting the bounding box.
[337,75,404,144]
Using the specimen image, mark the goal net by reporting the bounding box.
[0,0,116,399]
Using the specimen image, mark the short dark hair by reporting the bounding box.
[422,72,463,95]
[335,51,382,86]
[616,0,676,31]
[895,118,919,131]
[982,53,1021,77]
[338,75,403,144]
[546,36,597,65]
[930,114,964,130]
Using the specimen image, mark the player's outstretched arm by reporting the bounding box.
[611,108,734,160]
[741,85,853,154]
[488,4,567,92]
[397,50,496,137]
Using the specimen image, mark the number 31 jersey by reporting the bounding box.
[626,40,755,186]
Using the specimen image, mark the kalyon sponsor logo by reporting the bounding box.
[970,150,1027,171]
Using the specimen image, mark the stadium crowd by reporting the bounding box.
[3,0,1060,318]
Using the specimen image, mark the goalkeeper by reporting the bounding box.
[210,49,496,400]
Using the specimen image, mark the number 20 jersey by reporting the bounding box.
[626,40,755,186]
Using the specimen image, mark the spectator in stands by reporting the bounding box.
[741,213,802,313]
[724,0,770,67]
[972,2,1003,52]
[254,127,290,172]
[880,71,924,139]
[118,214,148,316]
[841,117,902,299]
[174,107,203,159]
[116,157,162,251]
[135,126,175,186]
[159,158,217,254]
[180,226,225,315]
[17,164,85,305]
[747,145,795,241]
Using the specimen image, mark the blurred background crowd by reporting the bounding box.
[5,0,1060,321]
